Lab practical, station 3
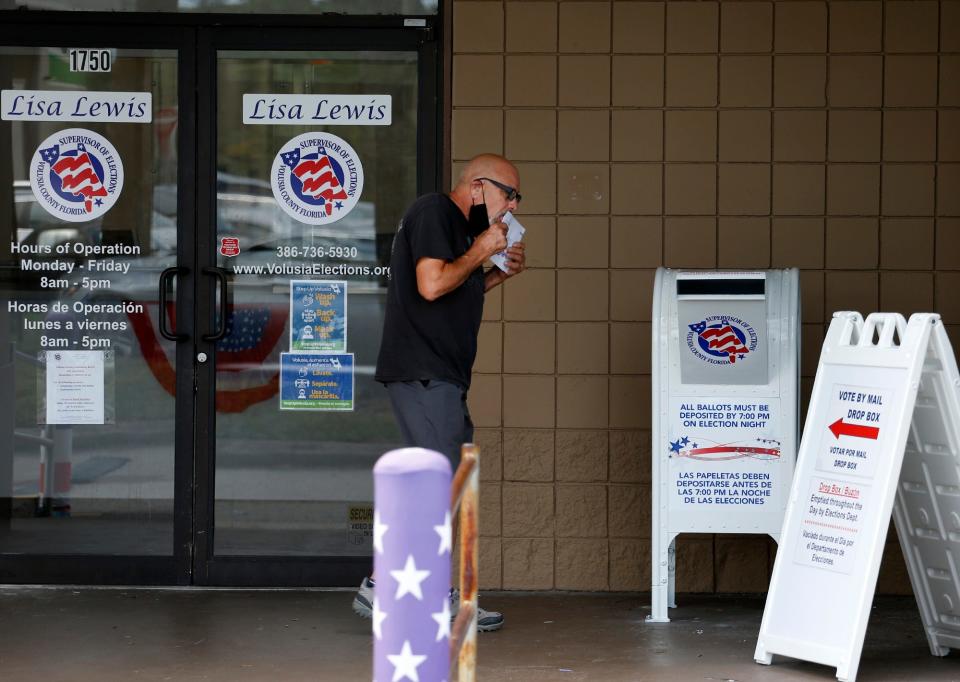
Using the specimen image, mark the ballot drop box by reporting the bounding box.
[649,269,800,622]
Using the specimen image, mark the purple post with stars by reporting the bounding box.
[373,448,452,682]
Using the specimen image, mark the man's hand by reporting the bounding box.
[484,241,526,291]
[501,242,525,277]
[475,221,508,260]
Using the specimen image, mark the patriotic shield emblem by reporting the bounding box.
[271,131,363,226]
[30,128,123,222]
[127,301,288,413]
[687,316,758,364]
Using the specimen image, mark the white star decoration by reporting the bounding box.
[387,640,427,682]
[433,511,452,556]
[390,554,431,601]
[431,596,452,642]
[374,511,389,554]
[372,596,387,640]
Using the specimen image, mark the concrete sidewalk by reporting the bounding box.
[0,588,953,681]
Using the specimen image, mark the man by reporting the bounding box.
[353,154,526,632]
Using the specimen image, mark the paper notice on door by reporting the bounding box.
[45,350,105,424]
[489,211,525,273]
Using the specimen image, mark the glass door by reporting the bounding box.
[0,25,196,583]
[0,18,439,587]
[195,27,438,586]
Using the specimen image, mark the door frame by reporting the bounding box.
[0,20,197,585]
[0,11,442,586]
[193,23,440,586]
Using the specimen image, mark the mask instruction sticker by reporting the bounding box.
[290,280,346,352]
[280,352,354,411]
[271,131,363,226]
[30,128,123,222]
[669,397,781,511]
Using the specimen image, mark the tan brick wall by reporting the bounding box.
[450,0,960,594]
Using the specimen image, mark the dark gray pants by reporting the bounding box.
[385,380,473,471]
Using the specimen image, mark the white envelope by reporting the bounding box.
[489,211,525,273]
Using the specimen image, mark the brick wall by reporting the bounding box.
[450,0,960,594]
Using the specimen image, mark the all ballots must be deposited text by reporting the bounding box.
[679,401,772,429]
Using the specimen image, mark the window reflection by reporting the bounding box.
[213,51,414,556]
[0,47,178,555]
[8,0,438,14]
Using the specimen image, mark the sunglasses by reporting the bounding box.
[477,177,522,203]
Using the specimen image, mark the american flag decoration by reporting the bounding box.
[128,302,288,413]
[689,319,751,363]
[41,143,109,213]
[281,146,349,216]
[374,448,452,682]
[670,436,782,461]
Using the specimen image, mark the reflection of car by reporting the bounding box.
[147,174,379,268]
[207,174,383,372]
[16,171,378,265]
[13,173,387,375]
[15,179,102,247]
[225,200,378,275]
[212,172,378,267]
[14,180,178,256]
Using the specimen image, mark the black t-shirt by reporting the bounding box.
[375,193,485,390]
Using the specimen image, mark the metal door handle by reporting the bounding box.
[158,266,189,341]
[202,266,229,341]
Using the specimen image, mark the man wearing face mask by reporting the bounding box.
[354,154,526,631]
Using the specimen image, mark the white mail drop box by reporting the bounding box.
[649,269,800,622]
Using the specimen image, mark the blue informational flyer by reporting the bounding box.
[290,280,347,352]
[279,352,354,411]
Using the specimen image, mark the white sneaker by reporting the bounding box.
[356,579,502,632]
[352,576,375,618]
[450,588,504,632]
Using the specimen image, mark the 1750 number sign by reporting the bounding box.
[69,48,112,73]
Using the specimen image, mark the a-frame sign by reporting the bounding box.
[756,312,960,681]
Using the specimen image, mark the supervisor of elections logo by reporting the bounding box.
[30,128,123,223]
[687,315,758,365]
[271,131,363,225]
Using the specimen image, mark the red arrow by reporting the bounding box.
[828,418,879,440]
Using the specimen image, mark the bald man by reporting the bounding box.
[358,155,526,631]
[375,154,526,467]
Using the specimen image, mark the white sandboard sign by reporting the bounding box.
[892,318,960,659]
[756,312,960,681]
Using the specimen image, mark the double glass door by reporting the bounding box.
[0,19,436,585]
